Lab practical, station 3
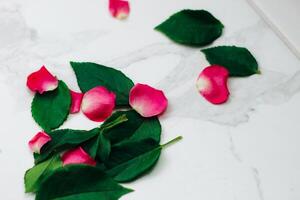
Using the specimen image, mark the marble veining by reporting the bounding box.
[0,0,300,200]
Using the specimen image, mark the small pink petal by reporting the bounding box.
[81,86,116,122]
[129,83,168,117]
[70,90,83,114]
[61,147,96,166]
[196,65,230,104]
[26,66,58,94]
[28,132,51,154]
[109,0,130,20]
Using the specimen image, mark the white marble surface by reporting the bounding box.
[0,0,300,199]
[249,0,300,58]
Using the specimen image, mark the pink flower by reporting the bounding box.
[61,147,96,166]
[70,90,83,114]
[28,132,51,154]
[109,0,130,20]
[81,86,116,122]
[129,83,168,117]
[196,65,230,104]
[26,66,58,94]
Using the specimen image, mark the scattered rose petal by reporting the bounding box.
[61,147,96,166]
[28,132,51,154]
[70,90,83,114]
[26,66,58,94]
[196,65,230,104]
[81,86,116,122]
[129,83,168,117]
[109,0,130,20]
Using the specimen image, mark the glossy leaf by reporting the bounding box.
[71,62,134,106]
[102,110,161,146]
[155,9,224,46]
[83,114,128,160]
[25,155,62,193]
[202,46,260,76]
[105,136,182,182]
[36,165,133,200]
[105,139,161,182]
[31,81,71,132]
[35,128,100,164]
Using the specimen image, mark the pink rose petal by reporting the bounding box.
[26,66,58,94]
[28,132,51,154]
[109,0,130,20]
[129,83,168,117]
[81,86,116,122]
[196,65,230,104]
[61,147,96,166]
[70,90,83,114]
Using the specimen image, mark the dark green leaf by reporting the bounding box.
[31,81,71,132]
[97,134,111,161]
[25,155,62,193]
[201,46,260,76]
[103,110,161,146]
[155,9,224,46]
[83,133,111,161]
[83,114,128,160]
[105,139,161,182]
[35,128,100,164]
[70,62,134,106]
[36,165,132,200]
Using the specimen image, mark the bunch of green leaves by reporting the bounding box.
[155,9,260,76]
[27,62,182,200]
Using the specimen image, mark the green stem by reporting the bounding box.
[161,136,183,149]
[101,114,128,131]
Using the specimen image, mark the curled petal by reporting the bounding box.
[109,0,130,20]
[28,132,51,154]
[61,147,96,166]
[81,86,116,122]
[196,65,230,104]
[129,83,168,117]
[26,66,58,94]
[70,90,83,114]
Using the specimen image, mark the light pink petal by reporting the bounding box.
[70,90,83,114]
[61,147,96,166]
[28,132,51,154]
[129,83,168,117]
[81,86,116,122]
[196,65,230,104]
[26,66,58,94]
[109,0,130,20]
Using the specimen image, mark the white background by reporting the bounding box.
[0,0,300,200]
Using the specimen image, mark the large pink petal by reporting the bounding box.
[81,86,116,122]
[28,132,51,154]
[26,66,58,94]
[109,0,130,20]
[129,83,168,117]
[61,147,96,166]
[70,90,83,114]
[196,65,230,104]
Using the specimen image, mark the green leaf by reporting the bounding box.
[155,9,224,46]
[70,62,134,106]
[83,133,111,161]
[36,165,132,200]
[25,155,62,193]
[103,110,161,146]
[31,81,71,132]
[97,134,111,161]
[201,46,260,76]
[105,136,183,183]
[35,128,100,164]
[104,139,162,182]
[83,114,128,160]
